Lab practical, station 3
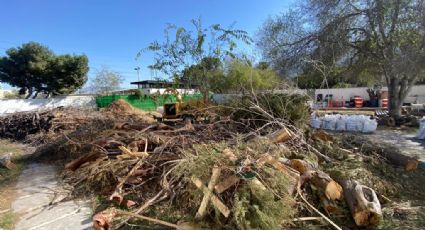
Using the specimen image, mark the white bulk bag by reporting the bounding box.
[417,117,425,140]
[362,119,378,133]
[336,116,347,131]
[322,115,337,130]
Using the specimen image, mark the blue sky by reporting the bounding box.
[0,0,294,90]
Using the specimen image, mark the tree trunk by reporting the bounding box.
[381,149,418,171]
[386,73,415,119]
[64,151,104,171]
[32,91,39,99]
[25,87,33,99]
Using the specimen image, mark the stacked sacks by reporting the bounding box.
[310,113,322,129]
[417,117,425,140]
[311,114,377,133]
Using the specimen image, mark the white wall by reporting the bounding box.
[212,94,241,104]
[0,95,97,114]
[314,85,425,103]
[212,89,310,104]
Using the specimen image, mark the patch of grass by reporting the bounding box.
[0,139,25,185]
[0,140,23,155]
[0,211,15,230]
[0,139,26,230]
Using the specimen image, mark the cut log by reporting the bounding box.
[288,160,343,215]
[382,151,418,171]
[64,151,103,171]
[288,159,313,174]
[268,127,292,143]
[300,170,343,216]
[313,130,333,142]
[339,179,382,226]
[302,170,343,201]
[222,148,237,162]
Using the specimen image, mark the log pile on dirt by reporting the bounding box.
[0,107,113,147]
[31,92,425,229]
[0,110,54,140]
[0,100,156,145]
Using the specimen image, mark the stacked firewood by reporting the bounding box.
[0,110,54,140]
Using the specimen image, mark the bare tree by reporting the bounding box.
[90,67,123,94]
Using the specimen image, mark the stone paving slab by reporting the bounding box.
[12,163,92,230]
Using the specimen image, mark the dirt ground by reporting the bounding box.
[349,127,425,229]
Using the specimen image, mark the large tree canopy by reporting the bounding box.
[224,59,280,93]
[180,57,225,93]
[258,0,425,117]
[181,57,280,94]
[0,42,89,98]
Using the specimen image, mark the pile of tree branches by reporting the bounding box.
[0,110,54,140]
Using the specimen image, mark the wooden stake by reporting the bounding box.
[196,166,221,219]
[191,177,230,218]
[214,175,240,194]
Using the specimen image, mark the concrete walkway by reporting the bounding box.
[11,163,92,230]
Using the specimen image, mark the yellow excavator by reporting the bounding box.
[160,88,205,122]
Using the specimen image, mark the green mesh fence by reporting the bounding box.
[95,94,203,111]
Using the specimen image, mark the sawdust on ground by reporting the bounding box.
[104,99,157,124]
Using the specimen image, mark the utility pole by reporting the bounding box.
[134,67,140,82]
[134,67,141,89]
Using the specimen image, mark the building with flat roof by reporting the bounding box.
[130,80,198,95]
